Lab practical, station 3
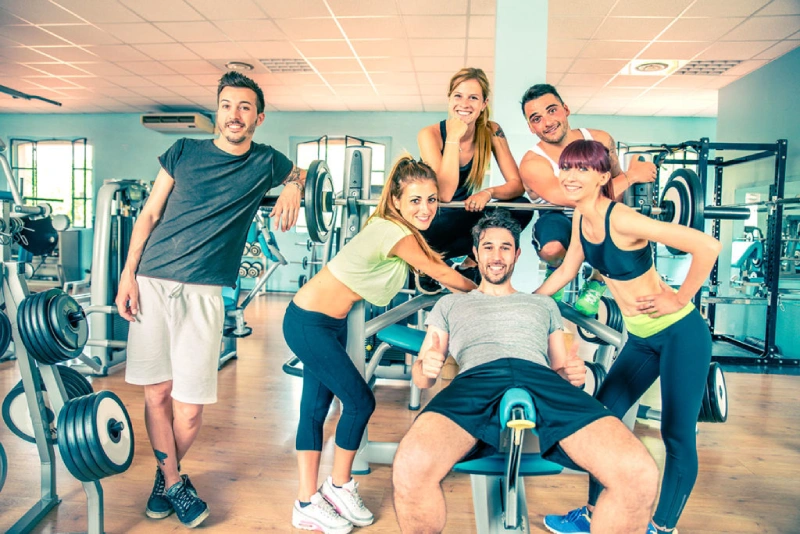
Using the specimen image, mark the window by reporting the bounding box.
[10,138,93,228]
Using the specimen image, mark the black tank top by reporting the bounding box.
[439,120,473,201]
[579,202,653,281]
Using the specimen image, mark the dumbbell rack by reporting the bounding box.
[1,203,107,533]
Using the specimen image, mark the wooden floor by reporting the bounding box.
[1,293,799,533]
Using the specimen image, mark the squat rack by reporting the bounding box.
[623,137,790,364]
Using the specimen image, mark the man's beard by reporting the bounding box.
[480,262,515,285]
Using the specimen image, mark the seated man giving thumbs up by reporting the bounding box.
[392,211,659,534]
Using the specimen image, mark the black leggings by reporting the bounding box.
[283,301,376,451]
[587,309,711,529]
[421,196,534,260]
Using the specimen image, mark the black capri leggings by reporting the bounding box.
[587,308,712,530]
[283,301,376,451]
[421,196,534,260]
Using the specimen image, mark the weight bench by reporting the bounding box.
[453,388,566,534]
[370,324,426,410]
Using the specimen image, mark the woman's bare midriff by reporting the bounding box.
[602,266,665,317]
[292,266,362,319]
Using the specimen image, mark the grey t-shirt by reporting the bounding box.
[425,291,563,374]
[138,138,293,288]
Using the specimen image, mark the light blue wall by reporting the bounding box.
[0,110,715,292]
[714,47,800,359]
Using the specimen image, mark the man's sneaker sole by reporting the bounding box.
[292,515,353,533]
[322,493,374,527]
[543,521,589,534]
[180,506,210,529]
[145,506,173,520]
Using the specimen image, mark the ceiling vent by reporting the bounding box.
[675,60,742,75]
[141,112,215,134]
[260,58,313,73]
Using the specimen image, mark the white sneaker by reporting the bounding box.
[292,492,353,534]
[321,476,375,527]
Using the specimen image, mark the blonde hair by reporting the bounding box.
[368,154,440,264]
[448,67,492,194]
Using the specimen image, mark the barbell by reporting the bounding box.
[268,160,751,245]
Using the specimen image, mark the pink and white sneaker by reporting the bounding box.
[292,492,353,533]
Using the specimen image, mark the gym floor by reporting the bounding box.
[1,293,798,533]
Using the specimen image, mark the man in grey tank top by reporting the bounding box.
[393,211,658,534]
[517,84,657,316]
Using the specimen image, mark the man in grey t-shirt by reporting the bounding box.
[392,211,658,534]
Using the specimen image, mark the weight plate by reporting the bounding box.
[58,365,93,398]
[57,397,92,482]
[73,395,107,480]
[31,291,61,364]
[0,311,12,356]
[708,363,728,423]
[699,375,713,423]
[0,442,7,493]
[17,294,49,364]
[583,363,598,396]
[48,293,88,353]
[306,160,333,243]
[249,244,262,256]
[298,275,307,288]
[84,391,134,475]
[660,169,705,255]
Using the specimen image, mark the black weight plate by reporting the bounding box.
[583,363,598,397]
[577,298,610,346]
[305,160,333,243]
[30,291,61,364]
[84,391,134,475]
[73,395,107,480]
[48,293,88,353]
[708,363,728,423]
[699,378,713,423]
[2,384,38,443]
[0,311,12,356]
[57,397,92,482]
[17,295,48,364]
[65,395,100,481]
[0,442,6,493]
[58,365,93,397]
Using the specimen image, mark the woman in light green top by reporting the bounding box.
[283,155,476,533]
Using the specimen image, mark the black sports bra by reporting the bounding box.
[579,202,653,281]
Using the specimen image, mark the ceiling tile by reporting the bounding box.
[21,62,90,76]
[99,23,174,44]
[0,25,71,46]
[43,24,122,45]
[375,84,421,96]
[361,57,414,71]
[578,40,648,59]
[329,85,375,96]
[64,76,121,88]
[130,85,179,97]
[53,0,144,23]
[253,0,330,19]
[655,75,713,88]
[305,96,347,111]
[546,72,564,84]
[413,56,466,72]
[722,59,770,76]
[339,17,405,39]
[754,40,800,60]
[215,20,284,41]
[71,61,134,76]
[401,16,468,38]
[0,46,52,61]
[119,0,204,22]
[184,42,248,60]
[351,39,410,57]
[116,60,178,75]
[547,39,589,58]
[467,38,493,57]
[419,83,445,95]
[593,87,648,99]
[594,17,673,41]
[548,17,605,40]
[609,0,695,17]
[155,22,229,42]
[161,60,221,74]
[369,72,417,84]
[327,0,399,17]
[84,44,150,61]
[683,0,771,17]
[757,0,800,15]
[238,41,299,59]
[697,41,773,60]
[398,0,469,16]
[467,16,494,38]
[21,76,79,89]
[184,0,265,20]
[409,39,465,57]
[559,73,614,86]
[470,0,496,15]
[722,15,800,41]
[606,74,664,88]
[1,0,84,24]
[135,43,200,61]
[145,74,195,86]
[274,72,324,84]
[0,62,43,76]
[106,75,157,87]
[549,0,617,18]
[186,73,227,84]
[415,71,453,85]
[100,86,140,97]
[659,17,745,41]
[308,58,362,72]
[569,58,628,74]
[465,56,493,71]
[30,46,99,62]
[322,72,369,85]
[382,97,423,112]
[638,41,711,60]
[274,18,342,40]
[295,40,353,58]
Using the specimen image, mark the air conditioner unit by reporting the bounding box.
[141,112,215,134]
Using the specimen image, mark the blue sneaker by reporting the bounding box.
[544,506,591,534]
[165,479,210,528]
[647,522,677,533]
[145,468,172,519]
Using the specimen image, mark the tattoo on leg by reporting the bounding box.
[154,449,168,466]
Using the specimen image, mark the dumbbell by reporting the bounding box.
[238,261,251,277]
[249,243,262,256]
[292,257,323,270]
[295,239,324,252]
[295,275,307,288]
[243,242,251,256]
[247,262,263,278]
